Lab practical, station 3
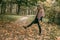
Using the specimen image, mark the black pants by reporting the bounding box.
[26,17,42,34]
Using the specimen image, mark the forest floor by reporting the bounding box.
[0,15,60,40]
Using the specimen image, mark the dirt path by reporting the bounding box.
[0,16,58,40]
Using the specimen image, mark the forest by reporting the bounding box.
[0,0,60,40]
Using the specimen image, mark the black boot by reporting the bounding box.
[23,26,27,29]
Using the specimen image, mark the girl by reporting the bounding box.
[24,4,45,35]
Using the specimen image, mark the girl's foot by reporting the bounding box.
[23,26,27,29]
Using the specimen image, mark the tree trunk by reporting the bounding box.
[1,2,6,14]
[17,4,20,15]
[1,3,3,14]
[10,3,12,14]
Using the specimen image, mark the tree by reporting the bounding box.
[0,0,2,4]
[0,0,46,15]
[1,1,6,14]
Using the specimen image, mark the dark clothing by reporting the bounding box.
[26,17,43,35]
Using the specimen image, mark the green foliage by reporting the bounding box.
[16,0,37,6]
[40,0,46,2]
[16,0,46,6]
[44,1,60,24]
[0,15,20,22]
